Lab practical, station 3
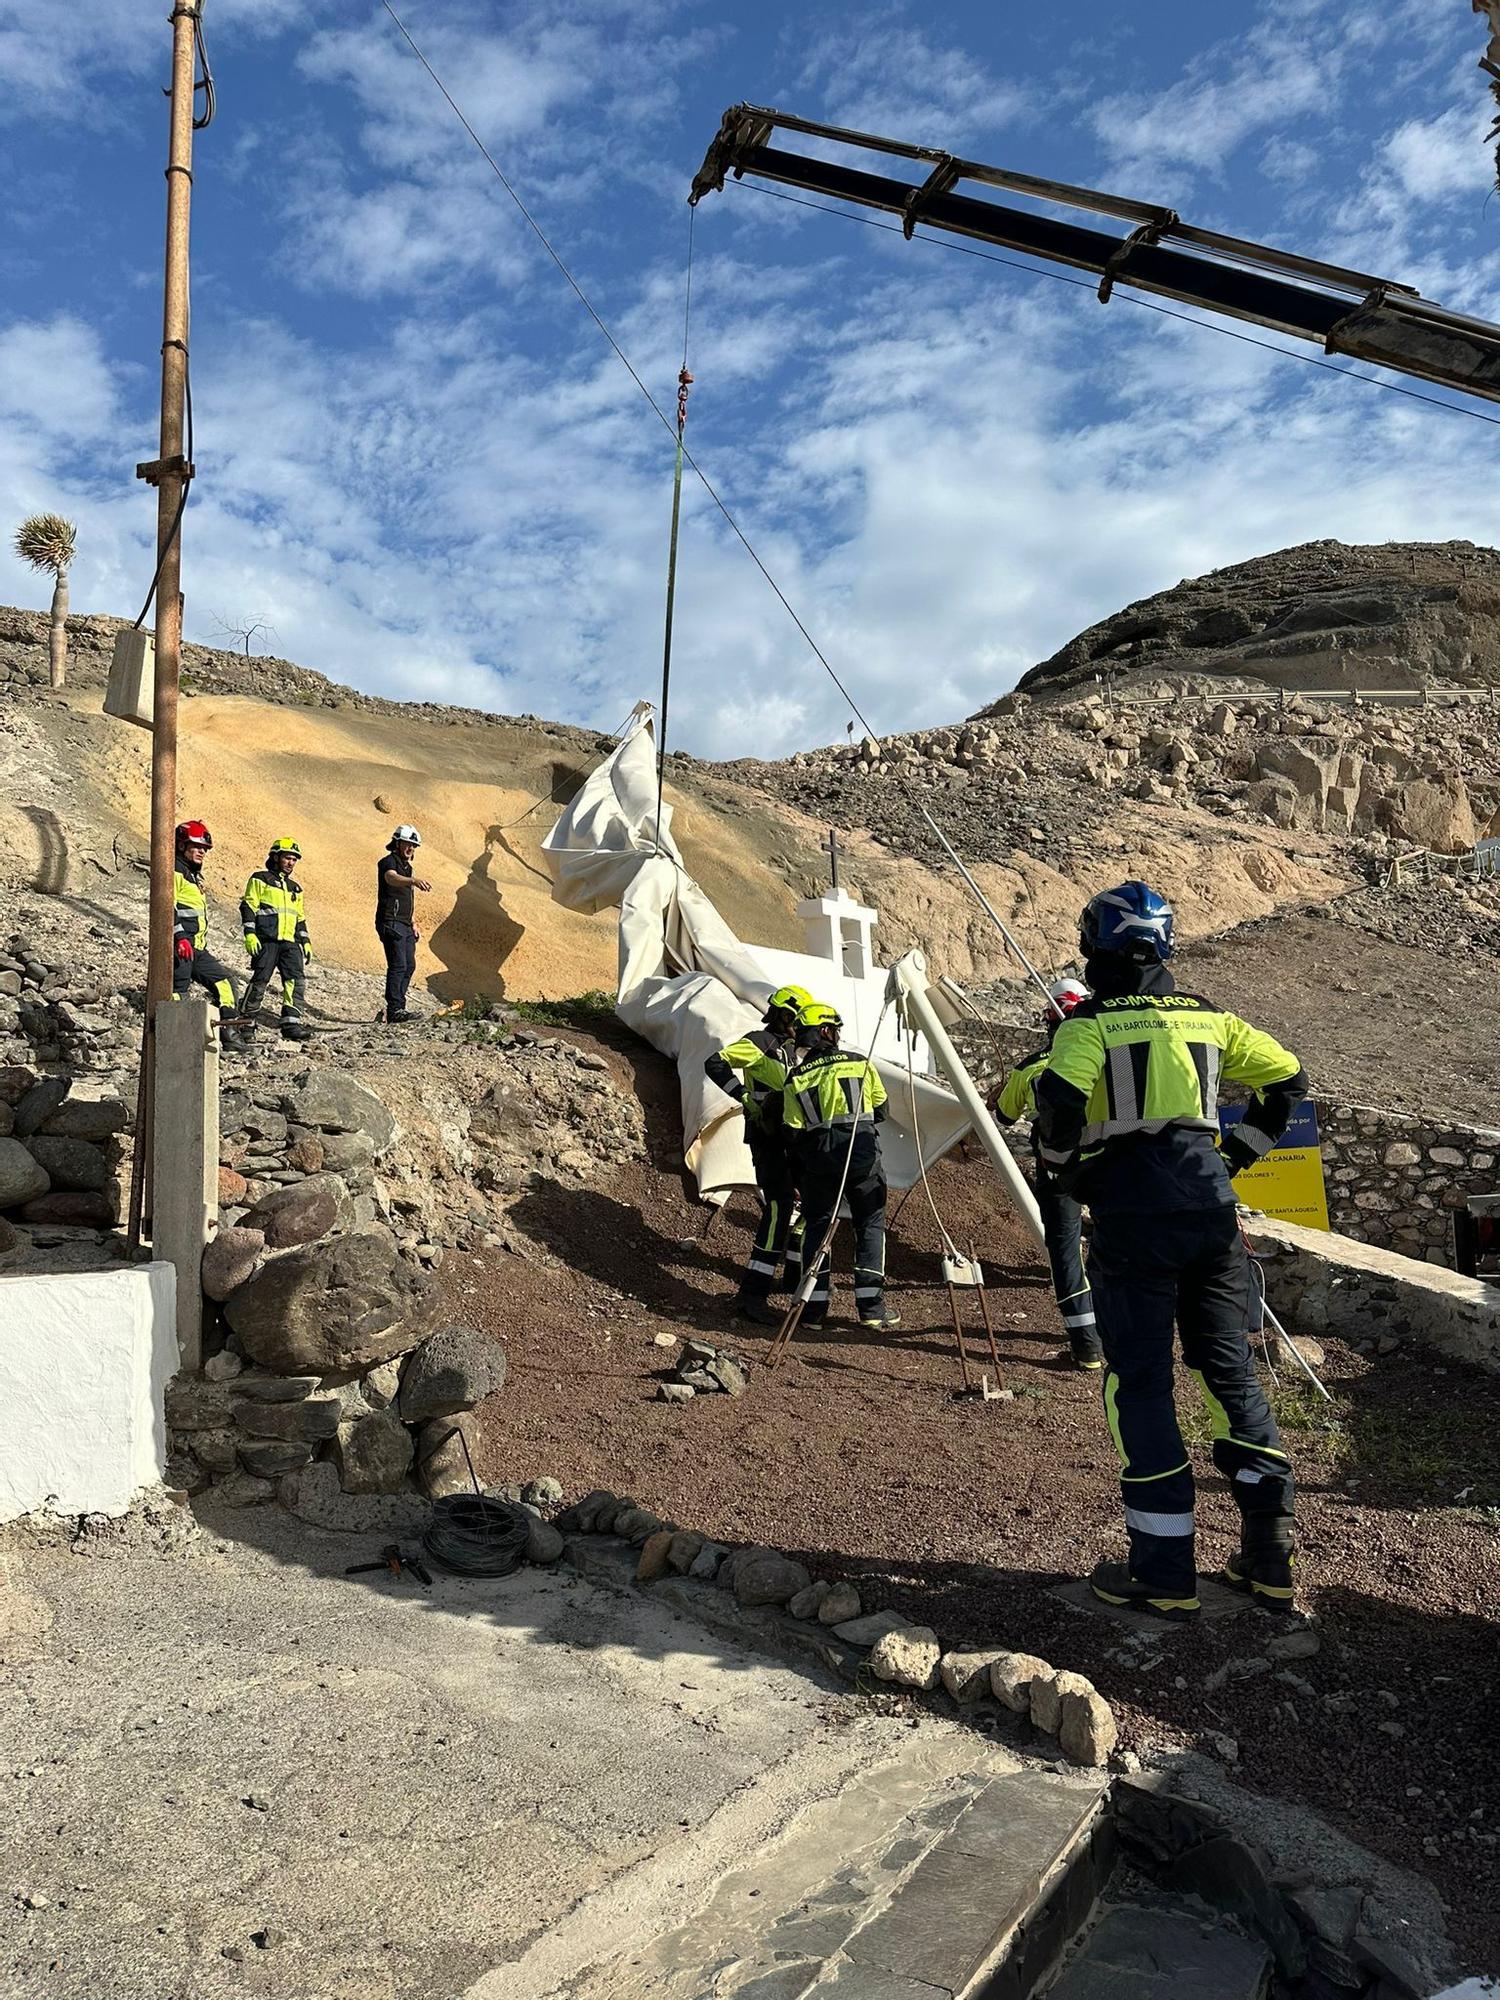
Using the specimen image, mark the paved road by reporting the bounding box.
[0,1505,944,2000]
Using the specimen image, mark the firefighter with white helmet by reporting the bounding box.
[992,976,1101,1370]
[375,824,431,1023]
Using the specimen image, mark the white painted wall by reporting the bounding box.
[0,1263,178,1521]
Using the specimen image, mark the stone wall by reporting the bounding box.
[1317,1102,1500,1265]
[1246,1215,1500,1374]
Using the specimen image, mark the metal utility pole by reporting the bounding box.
[128,0,202,1247]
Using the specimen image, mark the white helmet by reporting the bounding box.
[391,824,422,846]
[1045,977,1089,1021]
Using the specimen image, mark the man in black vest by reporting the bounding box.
[375,824,431,1023]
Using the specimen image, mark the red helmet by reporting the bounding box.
[176,820,213,851]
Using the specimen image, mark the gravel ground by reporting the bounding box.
[446,1037,1500,1974]
[1179,907,1500,1126]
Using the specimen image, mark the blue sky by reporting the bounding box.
[1,0,1497,755]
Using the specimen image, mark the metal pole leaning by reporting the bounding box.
[915,804,1059,1016]
[132,0,201,1246]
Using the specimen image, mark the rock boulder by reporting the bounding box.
[331,1409,414,1494]
[397,1323,508,1424]
[281,1070,395,1154]
[202,1226,266,1303]
[242,1175,347,1250]
[0,1138,49,1210]
[25,1136,109,1192]
[222,1224,438,1375]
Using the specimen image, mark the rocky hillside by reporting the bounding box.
[994,539,1500,700]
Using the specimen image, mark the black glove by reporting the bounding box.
[1219,1133,1259,1177]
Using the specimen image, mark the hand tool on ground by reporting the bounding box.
[942,1243,1008,1401]
[344,1543,433,1586]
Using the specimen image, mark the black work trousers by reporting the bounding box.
[798,1128,886,1325]
[1087,1204,1293,1595]
[173,945,237,1015]
[1035,1170,1101,1361]
[245,939,306,1026]
[378,923,416,1017]
[741,1124,800,1300]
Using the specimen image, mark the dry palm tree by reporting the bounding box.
[14,512,77,690]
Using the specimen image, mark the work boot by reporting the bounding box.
[1088,1559,1200,1622]
[280,1020,314,1043]
[1222,1516,1297,1612]
[387,1009,412,1025]
[219,1025,247,1054]
[736,1296,781,1326]
[859,1303,902,1329]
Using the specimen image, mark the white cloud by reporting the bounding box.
[791,14,1036,146]
[1383,103,1494,201]
[0,0,299,118]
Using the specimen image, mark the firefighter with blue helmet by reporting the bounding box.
[1035,881,1308,1621]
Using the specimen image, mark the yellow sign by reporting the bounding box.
[1220,1102,1330,1232]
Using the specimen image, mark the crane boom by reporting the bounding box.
[690,104,1500,406]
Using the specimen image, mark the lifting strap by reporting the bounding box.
[654,207,695,857]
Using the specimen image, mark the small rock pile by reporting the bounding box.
[176,1063,517,1510]
[556,1490,1119,1768]
[0,1066,130,1264]
[655,1336,749,1402]
[752,685,1497,873]
[169,1319,510,1512]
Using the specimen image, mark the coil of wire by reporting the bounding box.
[423,1494,532,1577]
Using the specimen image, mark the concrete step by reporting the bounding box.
[1040,1903,1273,2000]
[555,1741,1110,2000]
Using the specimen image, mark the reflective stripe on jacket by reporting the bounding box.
[1034,974,1305,1213]
[781,1049,888,1136]
[173,867,207,948]
[706,1028,788,1130]
[240,870,310,947]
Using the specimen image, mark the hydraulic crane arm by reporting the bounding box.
[690,104,1500,406]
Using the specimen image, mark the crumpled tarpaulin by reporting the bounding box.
[542,705,974,1196]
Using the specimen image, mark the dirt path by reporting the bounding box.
[445,1038,1500,1973]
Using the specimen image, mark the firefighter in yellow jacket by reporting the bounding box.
[1035,881,1307,1622]
[779,1001,897,1330]
[173,819,245,1051]
[705,984,812,1321]
[240,837,314,1043]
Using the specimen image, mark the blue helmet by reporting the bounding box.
[1080,881,1174,961]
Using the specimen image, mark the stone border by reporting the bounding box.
[556,1500,1444,2000]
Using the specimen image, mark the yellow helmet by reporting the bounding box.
[268,836,301,859]
[766,983,814,1017]
[795,1000,842,1048]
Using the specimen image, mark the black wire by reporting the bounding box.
[422,1494,532,1577]
[734,181,1500,433]
[134,342,195,630]
[192,1,216,130]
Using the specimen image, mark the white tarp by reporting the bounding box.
[542,706,974,1196]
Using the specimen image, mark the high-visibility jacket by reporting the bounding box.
[994,1048,1049,1127]
[705,1028,789,1132]
[241,870,311,950]
[173,865,209,950]
[780,1046,888,1138]
[1035,967,1305,1214]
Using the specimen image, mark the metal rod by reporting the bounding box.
[1259,1294,1334,1403]
[143,0,201,1224]
[946,1284,972,1390]
[889,952,1046,1248]
[915,806,1058,1015]
[971,1241,1004,1381]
